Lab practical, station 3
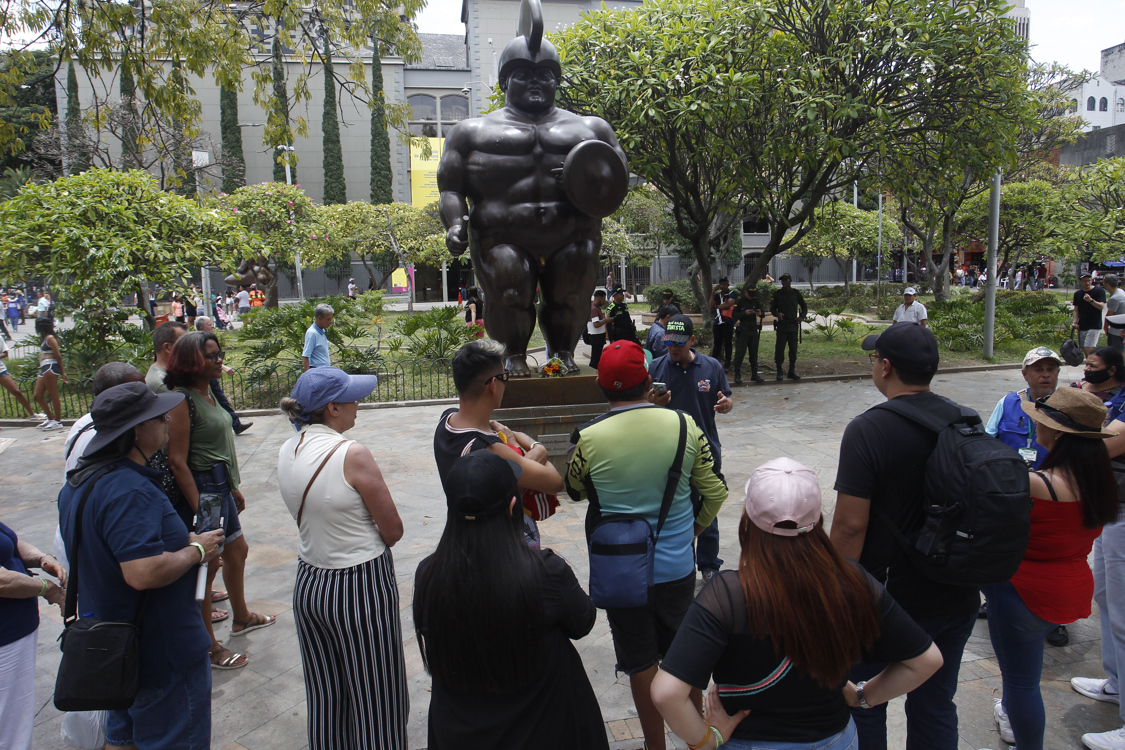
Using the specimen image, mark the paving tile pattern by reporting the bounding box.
[1,365,1119,749]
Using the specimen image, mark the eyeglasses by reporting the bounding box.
[1033,396,1099,433]
[868,352,881,361]
[204,351,225,362]
[486,371,510,385]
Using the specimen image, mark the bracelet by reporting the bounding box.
[38,578,49,597]
[189,542,206,564]
[687,725,711,750]
[710,726,724,748]
[529,441,543,450]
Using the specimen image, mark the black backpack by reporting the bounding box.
[872,396,1033,589]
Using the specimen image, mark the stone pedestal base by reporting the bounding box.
[494,376,607,475]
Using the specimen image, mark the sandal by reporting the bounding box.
[211,589,229,603]
[212,608,229,623]
[231,612,276,637]
[209,646,248,670]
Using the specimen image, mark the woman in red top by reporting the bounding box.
[983,388,1119,750]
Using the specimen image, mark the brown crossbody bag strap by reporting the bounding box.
[296,441,346,528]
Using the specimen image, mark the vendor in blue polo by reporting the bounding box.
[984,346,1063,469]
[648,314,733,584]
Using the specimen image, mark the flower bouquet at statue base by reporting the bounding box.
[539,357,565,378]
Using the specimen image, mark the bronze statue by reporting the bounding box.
[437,0,629,375]
[224,255,274,289]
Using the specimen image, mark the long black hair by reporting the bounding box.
[1091,347,1125,383]
[414,500,545,693]
[1040,434,1119,528]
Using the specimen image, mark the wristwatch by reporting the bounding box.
[855,680,872,709]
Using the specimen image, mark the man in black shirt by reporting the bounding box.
[831,323,980,750]
[1074,271,1108,356]
[770,274,808,381]
[732,283,765,384]
[709,277,737,369]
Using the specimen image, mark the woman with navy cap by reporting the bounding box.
[278,367,406,750]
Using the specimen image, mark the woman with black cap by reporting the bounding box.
[58,382,225,749]
[414,450,607,750]
[277,367,406,750]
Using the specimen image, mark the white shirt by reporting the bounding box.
[278,424,387,569]
[893,300,928,324]
[348,282,357,296]
[1107,288,1125,337]
[37,297,49,313]
[63,414,96,475]
[236,290,250,308]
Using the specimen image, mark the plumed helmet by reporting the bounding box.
[498,0,562,84]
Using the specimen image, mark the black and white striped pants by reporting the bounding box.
[293,552,409,750]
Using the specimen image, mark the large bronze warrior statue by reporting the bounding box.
[437,0,629,376]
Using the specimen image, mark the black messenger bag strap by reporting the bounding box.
[63,466,115,624]
[654,411,688,540]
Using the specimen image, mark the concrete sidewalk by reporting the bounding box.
[1,365,1119,750]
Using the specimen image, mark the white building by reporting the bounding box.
[1060,41,1125,132]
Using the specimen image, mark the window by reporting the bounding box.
[742,216,770,235]
[1069,99,1078,113]
[1088,96,1097,111]
[1100,97,1109,112]
[440,95,469,123]
[408,94,438,137]
[1118,98,1125,113]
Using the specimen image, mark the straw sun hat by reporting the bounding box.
[1021,388,1116,438]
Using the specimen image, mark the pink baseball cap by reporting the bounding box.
[744,457,823,537]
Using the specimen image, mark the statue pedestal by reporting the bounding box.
[494,374,607,475]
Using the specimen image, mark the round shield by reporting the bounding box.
[562,139,629,219]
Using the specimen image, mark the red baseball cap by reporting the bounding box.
[597,340,650,391]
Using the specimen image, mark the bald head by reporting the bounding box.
[92,362,144,396]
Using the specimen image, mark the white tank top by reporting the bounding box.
[278,424,386,569]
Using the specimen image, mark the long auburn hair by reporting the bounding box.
[414,500,545,693]
[738,514,880,688]
[164,331,219,389]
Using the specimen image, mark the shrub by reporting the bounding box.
[386,305,478,360]
[643,279,701,313]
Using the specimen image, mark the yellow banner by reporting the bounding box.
[410,137,444,206]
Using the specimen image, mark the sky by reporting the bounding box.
[413,0,1125,76]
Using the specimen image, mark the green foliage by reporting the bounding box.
[65,61,87,176]
[957,180,1060,272]
[119,64,143,171]
[217,182,325,269]
[56,308,154,376]
[0,169,252,316]
[0,51,57,170]
[369,42,394,205]
[788,200,904,292]
[927,292,1068,353]
[271,37,294,185]
[610,184,679,262]
[0,166,31,199]
[1054,157,1125,261]
[643,280,701,313]
[386,306,477,360]
[238,292,386,370]
[220,86,245,193]
[321,36,347,205]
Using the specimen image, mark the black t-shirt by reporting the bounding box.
[833,392,981,621]
[660,567,931,744]
[433,408,503,490]
[420,549,609,750]
[1074,287,1107,330]
[713,291,735,326]
[733,293,764,329]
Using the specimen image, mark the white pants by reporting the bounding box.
[0,629,38,750]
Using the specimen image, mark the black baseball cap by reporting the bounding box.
[779,273,792,281]
[862,322,939,375]
[444,450,523,521]
[664,314,694,345]
[612,285,626,296]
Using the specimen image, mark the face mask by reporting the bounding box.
[1085,369,1113,385]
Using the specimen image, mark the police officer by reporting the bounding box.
[606,286,638,343]
[770,273,808,380]
[732,283,766,384]
[709,277,737,369]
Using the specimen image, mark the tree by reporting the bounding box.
[1054,157,1125,263]
[610,184,679,263]
[118,64,144,171]
[311,201,451,308]
[369,40,394,204]
[0,169,252,330]
[956,180,1060,275]
[218,181,326,307]
[321,31,346,204]
[220,86,245,193]
[556,0,1046,316]
[787,200,902,296]
[0,51,58,174]
[65,61,88,175]
[270,35,296,184]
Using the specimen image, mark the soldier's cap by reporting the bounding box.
[597,341,649,392]
[719,277,729,283]
[862,322,939,375]
[1022,346,1063,369]
[664,314,694,346]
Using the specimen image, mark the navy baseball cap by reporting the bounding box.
[664,314,694,346]
[862,322,939,375]
[287,367,378,426]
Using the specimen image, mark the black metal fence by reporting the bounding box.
[0,356,518,420]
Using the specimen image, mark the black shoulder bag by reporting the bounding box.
[54,466,147,712]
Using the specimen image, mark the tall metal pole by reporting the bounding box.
[876,190,883,304]
[984,170,1002,359]
[851,180,858,285]
[279,145,305,303]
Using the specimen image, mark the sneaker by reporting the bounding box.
[1083,727,1125,750]
[31,412,46,420]
[1047,624,1069,647]
[700,570,716,585]
[41,420,64,431]
[994,699,1015,745]
[1072,677,1121,704]
[36,419,51,429]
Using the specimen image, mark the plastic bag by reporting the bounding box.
[61,710,107,750]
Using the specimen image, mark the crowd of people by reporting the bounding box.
[8,283,1125,750]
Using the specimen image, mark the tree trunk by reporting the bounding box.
[136,282,155,330]
[690,235,714,332]
[833,257,850,296]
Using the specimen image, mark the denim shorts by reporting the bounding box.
[720,718,857,750]
[105,655,212,750]
[191,463,243,543]
[605,572,695,675]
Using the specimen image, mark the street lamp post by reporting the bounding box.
[276,144,305,303]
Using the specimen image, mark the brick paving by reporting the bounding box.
[1,365,1120,750]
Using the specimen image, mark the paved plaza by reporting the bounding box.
[2,365,1121,750]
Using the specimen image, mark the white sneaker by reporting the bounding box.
[1083,727,1125,750]
[31,412,46,420]
[994,699,1015,744]
[41,420,63,431]
[36,419,51,429]
[1073,677,1121,704]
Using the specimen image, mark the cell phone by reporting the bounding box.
[196,493,225,554]
[652,382,668,397]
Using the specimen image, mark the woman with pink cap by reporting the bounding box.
[652,457,943,750]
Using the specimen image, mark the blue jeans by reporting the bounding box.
[105,655,211,749]
[693,454,724,573]
[721,719,857,750]
[1094,517,1125,724]
[849,609,977,750]
[980,581,1055,750]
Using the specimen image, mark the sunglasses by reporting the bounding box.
[486,371,510,385]
[1033,396,1099,433]
[204,351,225,362]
